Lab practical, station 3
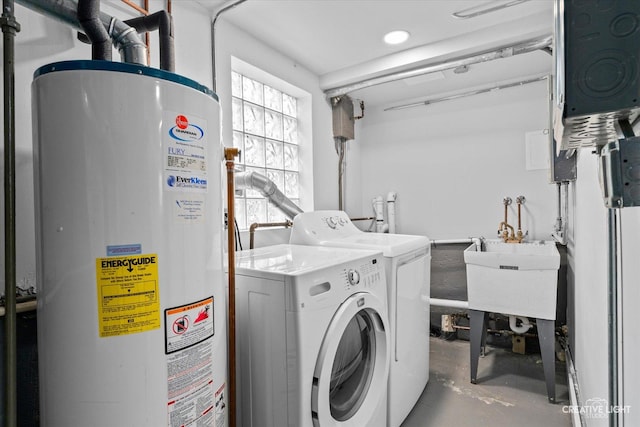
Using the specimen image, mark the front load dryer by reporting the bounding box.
[235,244,390,427]
[290,211,431,427]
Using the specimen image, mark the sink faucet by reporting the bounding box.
[498,196,525,243]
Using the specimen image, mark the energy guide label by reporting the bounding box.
[95,254,160,337]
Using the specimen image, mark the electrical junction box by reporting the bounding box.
[599,136,640,208]
[332,95,355,140]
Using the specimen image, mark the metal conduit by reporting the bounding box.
[608,209,622,427]
[323,35,551,99]
[1,0,19,424]
[210,0,247,92]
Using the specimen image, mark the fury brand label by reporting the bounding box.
[96,253,160,337]
[163,111,208,193]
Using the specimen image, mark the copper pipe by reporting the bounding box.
[249,221,292,249]
[224,147,239,427]
[121,0,148,16]
[503,202,508,225]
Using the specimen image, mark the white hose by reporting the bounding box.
[509,315,532,334]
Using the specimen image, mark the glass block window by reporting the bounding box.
[232,71,300,229]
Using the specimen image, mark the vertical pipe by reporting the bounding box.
[1,1,19,425]
[224,147,239,427]
[337,138,346,210]
[608,208,620,427]
[210,0,247,92]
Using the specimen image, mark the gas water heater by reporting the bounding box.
[32,61,227,426]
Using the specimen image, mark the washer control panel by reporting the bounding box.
[342,258,383,291]
[290,210,361,244]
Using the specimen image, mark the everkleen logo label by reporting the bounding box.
[169,114,204,142]
[167,175,207,190]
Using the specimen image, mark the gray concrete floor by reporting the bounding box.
[402,337,571,427]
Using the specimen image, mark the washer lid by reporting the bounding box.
[290,211,429,257]
[235,244,381,276]
[321,233,429,258]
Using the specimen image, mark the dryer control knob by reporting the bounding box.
[326,217,337,229]
[347,269,360,286]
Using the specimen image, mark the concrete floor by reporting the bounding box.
[402,337,571,427]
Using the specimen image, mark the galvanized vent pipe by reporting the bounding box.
[16,0,147,65]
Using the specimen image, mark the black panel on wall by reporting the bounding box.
[563,0,640,117]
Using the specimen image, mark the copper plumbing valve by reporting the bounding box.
[498,196,526,243]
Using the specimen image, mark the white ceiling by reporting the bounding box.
[200,0,555,107]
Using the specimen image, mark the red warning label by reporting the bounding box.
[165,297,214,354]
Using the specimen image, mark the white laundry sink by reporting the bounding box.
[464,239,560,320]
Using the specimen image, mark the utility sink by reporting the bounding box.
[464,239,560,320]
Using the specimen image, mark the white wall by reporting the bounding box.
[1,1,216,291]
[354,80,557,240]
[568,149,640,426]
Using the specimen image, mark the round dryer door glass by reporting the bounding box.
[329,309,376,420]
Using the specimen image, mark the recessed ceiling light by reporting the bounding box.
[383,30,410,45]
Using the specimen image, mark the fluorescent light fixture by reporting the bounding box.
[383,30,410,45]
[452,0,529,19]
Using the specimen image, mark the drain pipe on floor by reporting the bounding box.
[1,0,20,425]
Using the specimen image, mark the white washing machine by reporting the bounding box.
[235,244,390,427]
[290,211,431,427]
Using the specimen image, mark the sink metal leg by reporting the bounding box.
[537,318,556,403]
[470,309,489,384]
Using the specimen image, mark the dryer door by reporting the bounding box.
[311,292,390,427]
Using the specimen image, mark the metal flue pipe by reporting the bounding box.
[16,0,147,65]
[1,0,20,424]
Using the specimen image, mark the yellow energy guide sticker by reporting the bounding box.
[96,254,160,337]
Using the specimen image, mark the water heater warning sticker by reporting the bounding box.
[165,297,214,354]
[95,254,160,337]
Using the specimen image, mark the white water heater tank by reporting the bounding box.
[32,61,227,427]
